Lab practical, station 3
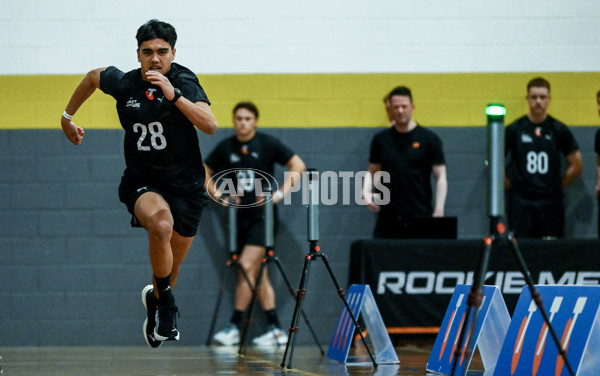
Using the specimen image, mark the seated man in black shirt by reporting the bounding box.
[205,102,305,346]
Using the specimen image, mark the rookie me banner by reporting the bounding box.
[349,239,600,330]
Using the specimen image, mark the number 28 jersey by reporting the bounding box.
[505,115,579,199]
[100,63,210,193]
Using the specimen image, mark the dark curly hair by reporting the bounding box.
[136,19,177,49]
[233,102,259,119]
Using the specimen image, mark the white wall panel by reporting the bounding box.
[2,0,599,74]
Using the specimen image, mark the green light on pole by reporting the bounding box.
[485,104,506,117]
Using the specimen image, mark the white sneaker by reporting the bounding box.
[252,325,288,346]
[213,324,240,346]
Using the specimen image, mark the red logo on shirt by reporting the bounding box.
[412,142,421,149]
[534,127,542,137]
[241,145,249,155]
[146,88,156,100]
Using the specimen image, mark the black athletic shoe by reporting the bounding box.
[141,285,162,348]
[154,304,180,341]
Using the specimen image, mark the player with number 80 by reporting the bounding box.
[504,77,582,239]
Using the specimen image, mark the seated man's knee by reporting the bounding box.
[240,259,259,275]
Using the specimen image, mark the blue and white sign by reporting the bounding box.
[427,284,510,375]
[493,285,600,376]
[327,284,398,364]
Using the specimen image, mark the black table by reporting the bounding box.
[349,238,600,333]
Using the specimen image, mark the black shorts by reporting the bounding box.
[507,193,564,238]
[118,174,208,237]
[236,206,279,252]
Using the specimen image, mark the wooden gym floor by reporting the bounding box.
[0,341,483,376]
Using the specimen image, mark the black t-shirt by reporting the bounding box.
[505,115,579,199]
[369,125,445,216]
[100,63,210,193]
[204,131,295,208]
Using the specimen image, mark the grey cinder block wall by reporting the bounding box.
[0,126,598,346]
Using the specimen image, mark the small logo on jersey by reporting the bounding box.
[136,186,148,193]
[412,142,421,149]
[534,127,542,138]
[251,152,259,159]
[545,134,552,141]
[146,88,157,100]
[126,98,140,108]
[230,154,241,163]
[241,145,249,155]
[521,134,533,143]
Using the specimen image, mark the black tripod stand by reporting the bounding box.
[449,105,574,376]
[280,169,377,369]
[238,190,323,355]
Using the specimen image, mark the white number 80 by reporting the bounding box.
[526,151,548,174]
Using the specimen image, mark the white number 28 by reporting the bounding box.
[133,122,167,151]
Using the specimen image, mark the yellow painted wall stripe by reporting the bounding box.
[1,72,599,129]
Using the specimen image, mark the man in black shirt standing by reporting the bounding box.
[205,102,305,346]
[594,90,600,237]
[505,77,582,238]
[363,86,448,238]
[60,19,217,347]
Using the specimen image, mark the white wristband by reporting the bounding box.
[62,111,74,120]
[274,190,284,199]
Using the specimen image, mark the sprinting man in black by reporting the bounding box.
[60,19,217,347]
